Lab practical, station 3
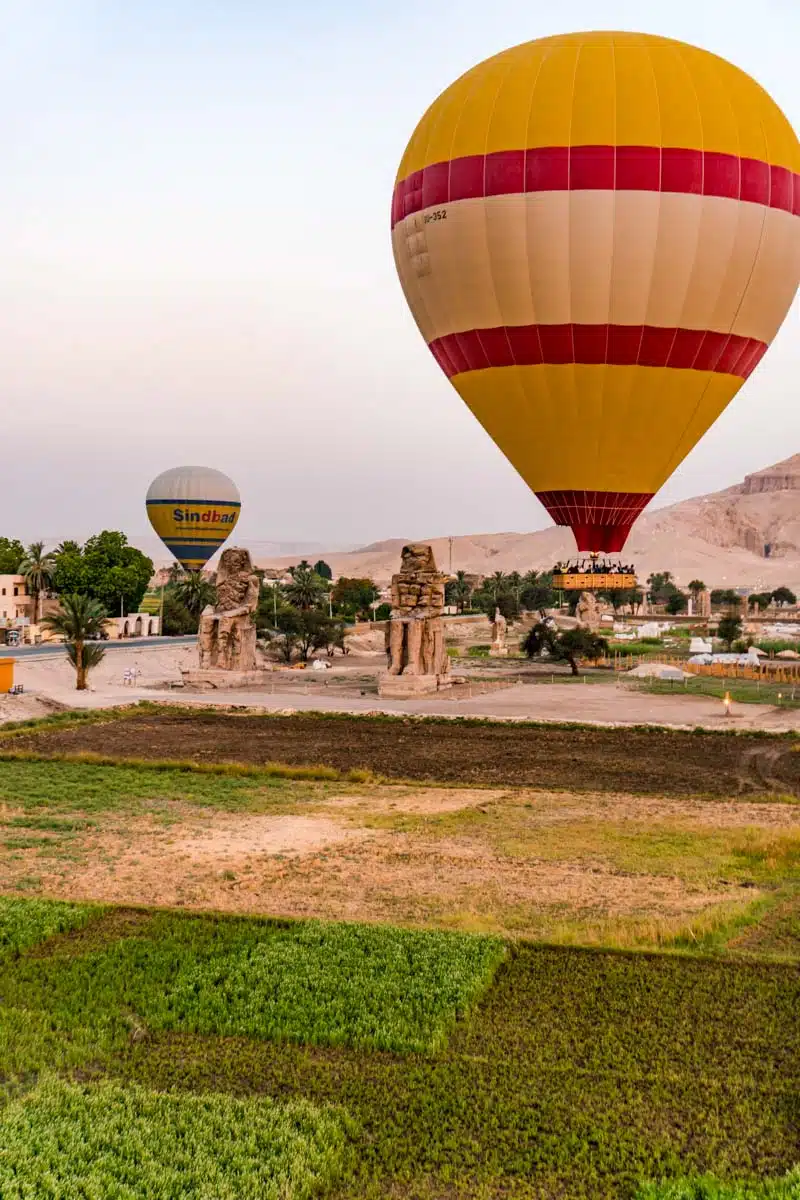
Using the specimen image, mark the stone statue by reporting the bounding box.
[489,606,509,656]
[696,588,712,619]
[197,547,259,672]
[575,591,601,632]
[379,544,451,696]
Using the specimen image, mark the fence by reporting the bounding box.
[602,653,800,683]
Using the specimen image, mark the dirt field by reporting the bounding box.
[4,764,799,940]
[8,709,800,798]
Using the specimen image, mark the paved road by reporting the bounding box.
[0,636,197,659]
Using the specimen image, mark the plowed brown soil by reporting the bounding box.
[7,710,800,798]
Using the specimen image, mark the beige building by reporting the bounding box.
[0,575,32,623]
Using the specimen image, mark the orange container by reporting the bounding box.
[0,658,15,693]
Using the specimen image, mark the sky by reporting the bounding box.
[1,0,798,550]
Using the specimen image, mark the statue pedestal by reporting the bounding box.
[181,669,268,691]
[378,673,452,699]
[489,646,509,657]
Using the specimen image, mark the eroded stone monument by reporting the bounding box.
[575,591,602,632]
[182,547,262,689]
[696,588,712,619]
[489,606,509,656]
[378,544,451,698]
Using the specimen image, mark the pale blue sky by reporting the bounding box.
[1,0,798,547]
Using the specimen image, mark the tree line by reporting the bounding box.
[645,572,796,614]
[0,532,155,691]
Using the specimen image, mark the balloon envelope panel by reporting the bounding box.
[392,31,800,552]
[146,465,241,571]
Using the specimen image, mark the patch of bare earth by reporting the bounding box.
[5,784,791,935]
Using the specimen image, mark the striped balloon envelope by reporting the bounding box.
[146,466,241,572]
[392,31,800,553]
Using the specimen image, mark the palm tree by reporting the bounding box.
[285,565,325,611]
[688,579,706,601]
[451,570,472,613]
[19,541,56,624]
[484,571,507,602]
[42,594,108,690]
[175,573,217,618]
[54,540,81,558]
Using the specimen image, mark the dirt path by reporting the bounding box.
[8,643,800,732]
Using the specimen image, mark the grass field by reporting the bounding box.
[629,675,800,708]
[1,709,798,1197]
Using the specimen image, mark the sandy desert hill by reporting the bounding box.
[255,454,800,590]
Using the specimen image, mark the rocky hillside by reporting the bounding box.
[256,455,800,590]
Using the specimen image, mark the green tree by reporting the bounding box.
[646,571,679,606]
[748,591,772,611]
[285,565,326,611]
[42,594,108,690]
[257,582,285,631]
[521,622,608,676]
[717,613,743,650]
[711,588,741,610]
[174,574,217,618]
[331,576,379,619]
[520,571,555,615]
[270,607,339,663]
[160,593,196,636]
[596,587,626,614]
[313,560,333,581]
[54,540,81,558]
[665,591,688,615]
[19,541,56,624]
[688,579,706,602]
[771,586,797,607]
[51,532,153,616]
[472,585,519,622]
[0,538,25,574]
[446,570,473,613]
[50,546,85,595]
[324,620,347,656]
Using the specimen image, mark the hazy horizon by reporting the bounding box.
[3,0,798,549]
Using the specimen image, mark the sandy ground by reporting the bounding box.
[7,784,797,935]
[4,641,800,731]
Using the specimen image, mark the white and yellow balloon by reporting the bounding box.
[146,465,241,572]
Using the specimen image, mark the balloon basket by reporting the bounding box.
[552,563,637,591]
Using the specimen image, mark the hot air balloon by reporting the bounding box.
[146,466,241,572]
[392,31,800,567]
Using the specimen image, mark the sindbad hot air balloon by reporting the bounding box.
[146,466,241,572]
[392,31,800,561]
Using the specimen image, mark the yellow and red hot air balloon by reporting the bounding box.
[392,31,800,554]
[146,466,241,572]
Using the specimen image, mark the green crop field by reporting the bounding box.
[1,898,798,1199]
[1,710,798,1197]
